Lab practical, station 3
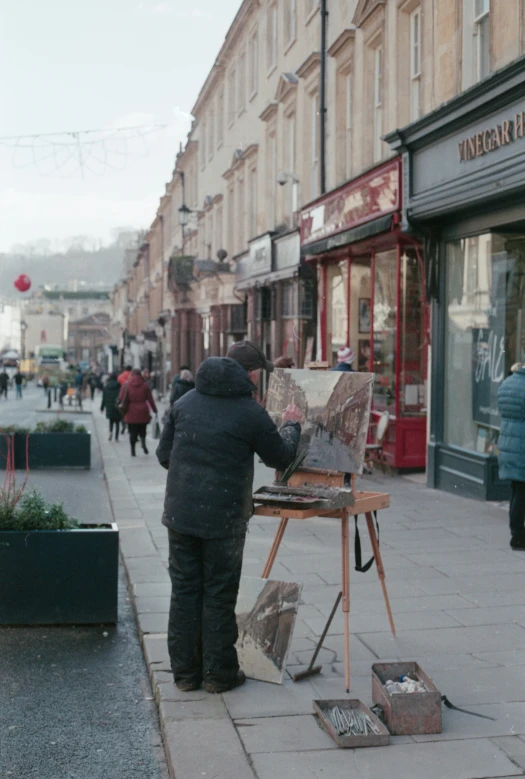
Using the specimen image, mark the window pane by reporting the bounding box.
[327,261,348,363]
[444,232,525,454]
[475,0,489,18]
[478,15,490,79]
[399,250,426,415]
[373,250,397,411]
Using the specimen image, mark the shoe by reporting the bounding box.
[205,670,246,694]
[131,445,136,457]
[510,537,525,550]
[176,679,202,692]
[108,432,113,442]
[142,442,149,454]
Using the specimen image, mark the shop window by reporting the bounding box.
[327,261,348,365]
[231,304,247,334]
[299,278,315,319]
[444,232,525,454]
[399,250,426,416]
[409,7,421,121]
[373,250,397,410]
[281,281,297,318]
[256,287,273,321]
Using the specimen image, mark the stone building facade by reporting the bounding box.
[112,0,525,445]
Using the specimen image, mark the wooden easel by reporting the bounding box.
[254,466,395,693]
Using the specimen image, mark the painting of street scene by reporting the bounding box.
[266,369,373,474]
[236,577,303,685]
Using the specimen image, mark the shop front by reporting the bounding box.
[386,58,525,499]
[300,158,428,470]
[236,231,316,367]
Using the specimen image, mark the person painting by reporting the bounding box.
[156,341,301,695]
[332,346,355,372]
[101,372,122,442]
[498,362,525,550]
[119,368,157,456]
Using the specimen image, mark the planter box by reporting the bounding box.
[0,523,118,625]
[0,432,91,470]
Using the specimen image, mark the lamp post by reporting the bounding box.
[20,320,27,360]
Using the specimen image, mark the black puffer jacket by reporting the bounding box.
[170,378,195,404]
[156,357,300,538]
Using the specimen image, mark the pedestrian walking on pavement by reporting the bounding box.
[13,370,24,399]
[0,369,8,400]
[169,364,191,404]
[498,362,525,550]
[156,341,301,695]
[120,369,157,456]
[118,365,133,386]
[101,372,122,442]
[331,345,355,372]
[170,369,195,404]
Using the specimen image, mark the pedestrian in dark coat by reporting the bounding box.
[170,369,195,404]
[100,373,122,442]
[0,369,8,399]
[120,369,157,456]
[331,345,355,372]
[156,348,301,694]
[498,363,525,549]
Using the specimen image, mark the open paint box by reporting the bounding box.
[372,662,442,735]
[313,699,390,748]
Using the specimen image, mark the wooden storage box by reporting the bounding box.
[372,662,442,735]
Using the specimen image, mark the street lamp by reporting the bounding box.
[20,320,27,360]
[178,203,191,227]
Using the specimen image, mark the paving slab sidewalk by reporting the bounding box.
[94,408,525,779]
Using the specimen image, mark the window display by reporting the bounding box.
[373,250,397,410]
[444,232,525,453]
[399,250,426,416]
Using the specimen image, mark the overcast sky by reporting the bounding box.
[0,0,241,252]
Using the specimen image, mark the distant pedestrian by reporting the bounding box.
[331,346,355,372]
[156,342,301,695]
[170,365,191,402]
[170,369,195,404]
[101,372,122,442]
[42,373,50,393]
[498,363,525,550]
[14,371,24,399]
[88,374,98,400]
[118,365,133,386]
[74,369,84,410]
[0,369,8,400]
[119,369,157,456]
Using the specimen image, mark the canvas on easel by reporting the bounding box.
[265,369,374,474]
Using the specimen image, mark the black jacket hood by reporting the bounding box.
[196,357,255,397]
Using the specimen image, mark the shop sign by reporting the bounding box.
[249,233,272,276]
[275,232,300,272]
[458,111,525,162]
[300,159,400,247]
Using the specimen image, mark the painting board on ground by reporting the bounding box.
[236,577,303,684]
[266,369,373,474]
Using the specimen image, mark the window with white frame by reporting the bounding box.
[267,130,277,227]
[238,176,245,250]
[228,67,236,125]
[238,50,246,114]
[267,3,277,73]
[249,166,258,238]
[249,31,258,96]
[216,205,223,250]
[345,72,352,179]
[208,108,214,160]
[284,0,296,46]
[410,7,421,121]
[217,89,224,147]
[373,45,383,163]
[228,184,235,254]
[311,92,320,199]
[286,112,296,216]
[200,119,207,168]
[474,0,490,80]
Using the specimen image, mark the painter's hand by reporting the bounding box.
[282,403,303,425]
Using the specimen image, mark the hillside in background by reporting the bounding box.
[0,230,140,293]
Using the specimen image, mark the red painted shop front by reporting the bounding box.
[300,158,428,470]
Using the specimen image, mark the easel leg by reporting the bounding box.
[365,512,396,637]
[341,508,350,693]
[261,517,289,579]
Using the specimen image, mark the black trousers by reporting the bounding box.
[127,423,147,448]
[510,481,525,540]
[109,419,120,440]
[167,529,246,686]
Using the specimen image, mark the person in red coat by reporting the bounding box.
[119,369,157,456]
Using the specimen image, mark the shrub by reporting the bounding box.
[35,419,75,434]
[1,425,30,435]
[74,424,87,434]
[0,489,78,531]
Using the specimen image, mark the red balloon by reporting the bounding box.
[14,274,31,293]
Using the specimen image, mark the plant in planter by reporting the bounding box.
[0,418,91,470]
[0,466,118,625]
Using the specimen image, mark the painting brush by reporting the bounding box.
[278,448,308,484]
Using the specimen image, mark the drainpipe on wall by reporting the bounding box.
[320,0,328,195]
